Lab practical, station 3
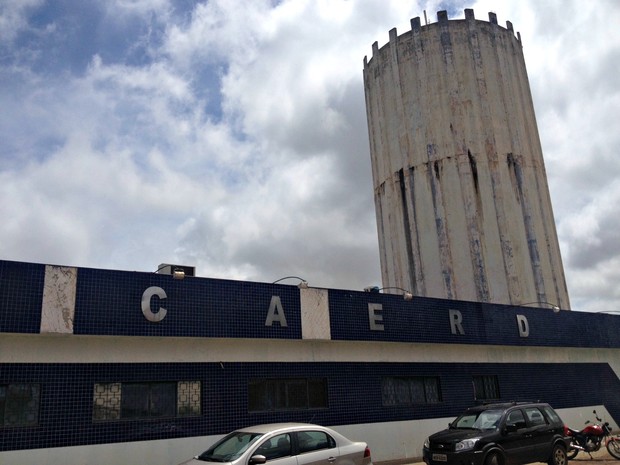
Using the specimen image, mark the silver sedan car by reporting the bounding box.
[177,423,372,465]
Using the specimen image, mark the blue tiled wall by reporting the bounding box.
[0,261,44,334]
[328,291,620,348]
[0,361,618,452]
[1,259,620,348]
[73,267,301,338]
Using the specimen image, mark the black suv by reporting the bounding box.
[423,402,569,465]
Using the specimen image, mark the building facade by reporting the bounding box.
[1,259,619,465]
[363,10,570,308]
[0,9,615,465]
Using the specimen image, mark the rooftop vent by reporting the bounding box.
[156,264,195,280]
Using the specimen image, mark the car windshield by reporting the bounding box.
[197,431,264,462]
[453,409,503,430]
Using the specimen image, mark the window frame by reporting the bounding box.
[381,376,443,406]
[93,380,201,422]
[121,381,177,419]
[0,383,41,428]
[248,378,328,412]
[472,375,500,401]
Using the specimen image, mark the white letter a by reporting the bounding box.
[265,295,288,327]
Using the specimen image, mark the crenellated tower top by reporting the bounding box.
[364,9,522,68]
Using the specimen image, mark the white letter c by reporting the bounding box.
[142,286,168,322]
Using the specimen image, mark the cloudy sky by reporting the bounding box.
[1,0,618,312]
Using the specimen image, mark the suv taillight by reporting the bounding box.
[364,446,371,458]
[563,425,571,436]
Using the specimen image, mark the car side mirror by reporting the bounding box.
[250,455,267,465]
[505,424,517,433]
[507,421,526,432]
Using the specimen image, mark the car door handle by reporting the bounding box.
[328,457,336,463]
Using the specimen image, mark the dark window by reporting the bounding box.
[542,405,561,424]
[524,407,547,426]
[297,430,336,453]
[248,378,328,412]
[308,379,328,408]
[0,384,40,427]
[93,381,201,421]
[255,433,292,460]
[382,376,442,406]
[122,382,176,419]
[506,409,526,429]
[472,375,500,401]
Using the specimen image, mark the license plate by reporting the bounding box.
[432,454,448,462]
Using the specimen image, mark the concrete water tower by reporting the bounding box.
[363,9,570,309]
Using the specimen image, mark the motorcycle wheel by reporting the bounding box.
[607,438,620,460]
[566,446,579,460]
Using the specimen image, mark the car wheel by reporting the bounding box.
[484,451,502,465]
[548,443,567,465]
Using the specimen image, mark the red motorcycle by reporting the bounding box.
[565,410,620,459]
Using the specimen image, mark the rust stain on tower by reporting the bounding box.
[363,9,570,309]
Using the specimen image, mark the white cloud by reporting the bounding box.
[0,0,44,44]
[0,0,618,310]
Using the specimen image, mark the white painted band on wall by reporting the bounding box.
[40,265,77,334]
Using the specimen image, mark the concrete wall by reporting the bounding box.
[363,9,570,309]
